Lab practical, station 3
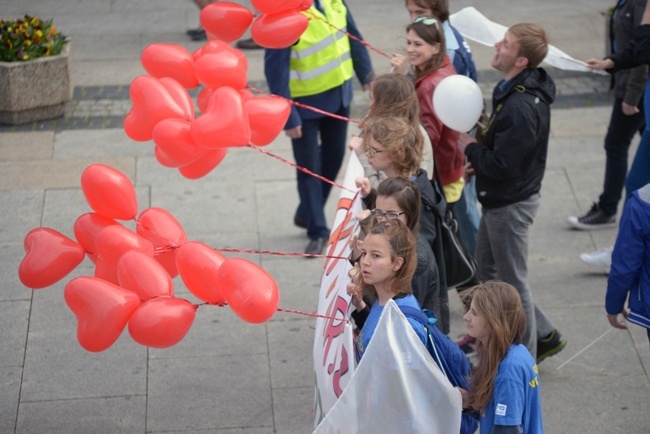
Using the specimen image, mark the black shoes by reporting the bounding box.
[186,28,207,41]
[567,203,616,230]
[236,37,263,49]
[536,329,567,363]
[305,237,328,256]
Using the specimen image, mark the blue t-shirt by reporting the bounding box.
[354,295,427,361]
[480,344,544,434]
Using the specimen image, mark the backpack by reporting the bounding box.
[399,305,480,434]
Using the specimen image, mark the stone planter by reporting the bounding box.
[0,43,72,125]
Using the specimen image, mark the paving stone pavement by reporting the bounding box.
[1,0,650,433]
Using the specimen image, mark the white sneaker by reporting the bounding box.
[579,247,612,273]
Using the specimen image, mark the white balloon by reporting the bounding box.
[432,75,483,133]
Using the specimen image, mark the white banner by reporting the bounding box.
[314,300,463,434]
[450,7,606,74]
[312,152,365,426]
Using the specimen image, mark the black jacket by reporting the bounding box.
[608,0,648,106]
[465,68,556,209]
[609,24,650,70]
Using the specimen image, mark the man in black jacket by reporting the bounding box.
[459,23,566,363]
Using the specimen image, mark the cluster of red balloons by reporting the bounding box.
[201,0,313,49]
[18,164,280,352]
[129,36,292,178]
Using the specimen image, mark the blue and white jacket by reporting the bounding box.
[606,183,650,329]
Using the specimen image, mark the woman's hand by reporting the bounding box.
[355,177,371,197]
[348,134,364,156]
[390,53,409,75]
[347,264,366,311]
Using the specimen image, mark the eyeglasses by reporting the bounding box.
[371,209,407,220]
[365,145,385,157]
[413,16,440,30]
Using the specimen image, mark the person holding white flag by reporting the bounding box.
[347,219,426,361]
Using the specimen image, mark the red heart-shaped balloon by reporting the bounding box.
[136,207,187,277]
[251,0,312,14]
[178,149,228,179]
[18,228,86,289]
[194,51,248,90]
[124,75,194,142]
[246,96,291,146]
[117,251,174,300]
[73,213,122,255]
[217,257,279,323]
[81,164,138,221]
[153,118,207,168]
[64,276,141,352]
[190,86,251,149]
[251,10,309,49]
[140,43,199,89]
[175,241,227,303]
[159,77,196,120]
[197,87,214,113]
[96,225,155,264]
[128,296,196,348]
[200,1,254,42]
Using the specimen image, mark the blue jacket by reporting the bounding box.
[606,184,650,329]
[263,0,374,130]
[445,22,477,82]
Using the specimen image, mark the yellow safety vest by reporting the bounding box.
[289,0,354,98]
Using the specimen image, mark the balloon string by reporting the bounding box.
[276,307,350,323]
[216,247,348,260]
[303,10,392,59]
[246,85,359,124]
[194,302,350,323]
[246,143,355,194]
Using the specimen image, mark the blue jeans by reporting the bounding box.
[475,194,555,359]
[292,105,350,240]
[598,98,645,215]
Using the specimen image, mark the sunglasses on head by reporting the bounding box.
[413,16,440,30]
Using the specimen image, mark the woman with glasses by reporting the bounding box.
[348,73,433,189]
[371,177,448,333]
[354,116,450,333]
[391,17,468,236]
[347,218,428,362]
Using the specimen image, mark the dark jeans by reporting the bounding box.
[598,98,645,216]
[292,105,350,240]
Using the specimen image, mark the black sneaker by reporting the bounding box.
[536,329,567,363]
[567,203,616,230]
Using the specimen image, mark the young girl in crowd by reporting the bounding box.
[347,219,426,361]
[351,177,448,333]
[459,281,544,434]
[349,73,433,187]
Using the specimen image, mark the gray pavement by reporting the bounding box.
[1,0,649,433]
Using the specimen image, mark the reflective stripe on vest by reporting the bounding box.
[288,1,353,98]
